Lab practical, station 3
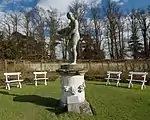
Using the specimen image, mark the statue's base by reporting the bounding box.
[67,101,93,115]
[57,64,93,115]
[56,64,86,75]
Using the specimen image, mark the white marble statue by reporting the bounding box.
[58,12,80,64]
[67,12,80,64]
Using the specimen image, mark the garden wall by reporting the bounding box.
[0,60,150,83]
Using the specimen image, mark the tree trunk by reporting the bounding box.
[143,30,148,58]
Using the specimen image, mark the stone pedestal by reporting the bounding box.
[56,64,93,115]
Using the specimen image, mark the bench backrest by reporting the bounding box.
[4,72,21,76]
[107,71,122,79]
[128,72,148,81]
[4,72,21,81]
[129,72,148,75]
[33,72,47,75]
[33,72,47,79]
[107,71,122,74]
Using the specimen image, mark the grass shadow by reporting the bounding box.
[91,82,145,90]
[13,95,67,114]
[0,90,11,95]
[24,82,35,86]
[13,95,58,107]
[94,82,130,89]
[0,90,67,115]
[46,106,68,115]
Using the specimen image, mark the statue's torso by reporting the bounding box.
[69,20,80,39]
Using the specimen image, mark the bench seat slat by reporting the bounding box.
[107,71,122,74]
[6,80,23,83]
[4,72,21,75]
[127,79,147,82]
[105,78,121,80]
[34,78,48,80]
[129,72,148,75]
[33,72,47,74]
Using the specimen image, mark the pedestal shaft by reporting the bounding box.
[60,75,85,105]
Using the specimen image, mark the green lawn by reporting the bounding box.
[0,80,150,120]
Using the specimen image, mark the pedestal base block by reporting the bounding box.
[68,101,93,115]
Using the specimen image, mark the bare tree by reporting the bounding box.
[46,7,60,60]
[104,0,121,59]
[22,10,32,37]
[69,0,87,29]
[128,9,143,59]
[136,9,150,58]
[147,5,150,57]
[0,14,12,40]
[116,14,126,59]
[90,0,104,58]
[8,12,22,34]
[29,7,47,59]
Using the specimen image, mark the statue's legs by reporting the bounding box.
[68,40,73,61]
[71,34,79,64]
[72,44,77,64]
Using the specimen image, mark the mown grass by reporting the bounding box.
[0,80,150,120]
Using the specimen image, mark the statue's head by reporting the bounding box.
[67,12,75,20]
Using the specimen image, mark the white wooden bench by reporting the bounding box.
[105,71,122,87]
[127,72,148,90]
[33,72,48,86]
[4,72,23,90]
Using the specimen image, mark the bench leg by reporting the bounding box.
[44,80,47,86]
[19,82,22,88]
[106,79,110,85]
[6,84,7,90]
[116,80,120,87]
[128,81,133,88]
[17,84,19,88]
[35,80,38,86]
[6,83,10,90]
[128,83,130,88]
[141,82,146,90]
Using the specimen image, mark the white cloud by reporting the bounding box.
[37,0,101,13]
[111,0,120,2]
[118,2,124,5]
[111,0,128,5]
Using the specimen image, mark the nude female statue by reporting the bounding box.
[67,12,80,64]
[58,12,80,64]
